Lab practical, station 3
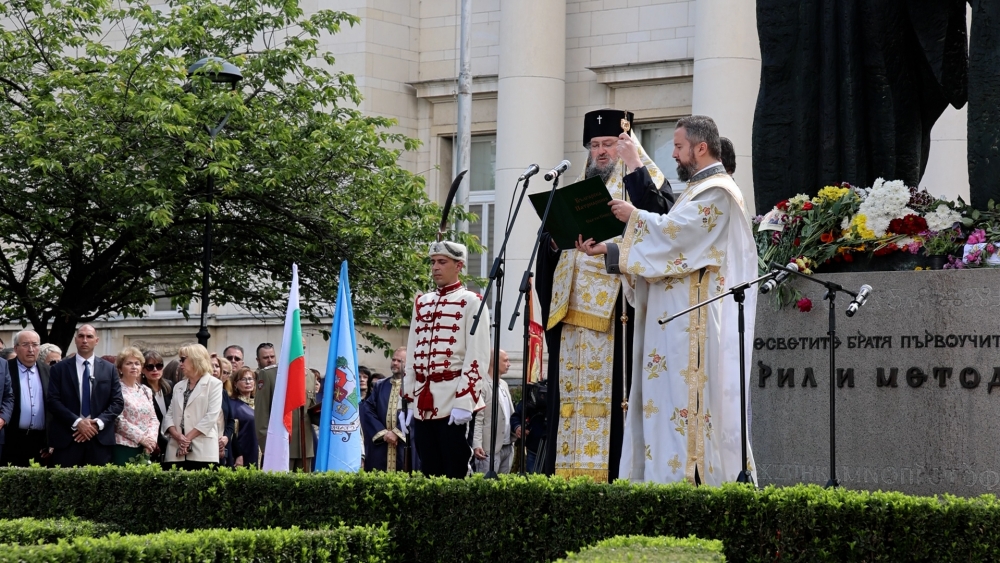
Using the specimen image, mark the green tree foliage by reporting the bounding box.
[0,0,475,350]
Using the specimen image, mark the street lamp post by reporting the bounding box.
[187,57,242,347]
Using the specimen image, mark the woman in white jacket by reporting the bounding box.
[163,343,222,469]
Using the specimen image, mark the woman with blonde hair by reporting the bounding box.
[113,347,159,465]
[163,343,222,470]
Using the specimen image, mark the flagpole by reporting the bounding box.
[298,405,310,472]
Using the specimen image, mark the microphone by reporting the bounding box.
[544,160,571,181]
[845,284,873,317]
[759,263,798,294]
[518,164,540,181]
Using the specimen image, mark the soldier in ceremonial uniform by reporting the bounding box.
[401,240,490,478]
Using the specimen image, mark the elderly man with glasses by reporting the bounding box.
[4,330,50,466]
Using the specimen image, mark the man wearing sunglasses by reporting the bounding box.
[223,345,244,372]
[4,330,50,467]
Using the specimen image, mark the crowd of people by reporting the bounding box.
[0,322,543,475]
[0,328,319,469]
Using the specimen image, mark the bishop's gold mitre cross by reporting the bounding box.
[620,110,631,134]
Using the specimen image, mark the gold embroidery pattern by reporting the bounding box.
[384,377,402,472]
[683,269,710,484]
[662,221,681,239]
[707,245,725,265]
[555,326,614,482]
[628,261,647,275]
[645,445,653,461]
[643,399,659,419]
[668,454,681,473]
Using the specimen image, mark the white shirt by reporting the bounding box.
[16,360,45,430]
[73,354,103,431]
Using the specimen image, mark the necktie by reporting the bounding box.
[81,361,91,418]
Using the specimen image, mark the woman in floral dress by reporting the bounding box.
[113,346,159,465]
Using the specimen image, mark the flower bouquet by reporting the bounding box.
[754,178,981,308]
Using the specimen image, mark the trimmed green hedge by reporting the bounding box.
[560,535,725,562]
[0,517,109,545]
[2,466,1000,562]
[0,526,389,563]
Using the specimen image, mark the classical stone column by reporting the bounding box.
[493,0,566,362]
[692,0,761,212]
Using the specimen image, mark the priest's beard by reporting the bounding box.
[585,156,617,184]
[676,147,697,181]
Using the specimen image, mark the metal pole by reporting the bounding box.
[197,171,213,347]
[455,0,472,233]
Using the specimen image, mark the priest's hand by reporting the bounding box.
[618,133,643,171]
[576,235,607,257]
[609,199,636,222]
[448,408,473,425]
[384,432,399,446]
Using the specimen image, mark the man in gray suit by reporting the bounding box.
[5,330,50,466]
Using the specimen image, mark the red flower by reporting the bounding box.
[888,214,928,236]
[843,253,854,263]
[873,243,900,256]
[820,232,835,243]
[793,237,801,246]
[679,409,688,418]
[802,201,813,210]
[777,200,789,211]
[796,298,813,313]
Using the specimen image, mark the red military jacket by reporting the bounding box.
[402,281,490,421]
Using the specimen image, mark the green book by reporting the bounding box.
[529,175,624,250]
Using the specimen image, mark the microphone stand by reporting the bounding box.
[766,263,863,488]
[509,173,562,476]
[659,270,778,486]
[471,174,534,478]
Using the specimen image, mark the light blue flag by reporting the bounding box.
[315,261,363,472]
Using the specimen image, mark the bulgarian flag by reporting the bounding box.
[262,264,307,472]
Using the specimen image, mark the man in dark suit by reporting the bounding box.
[5,330,50,466]
[46,324,123,466]
[0,350,13,464]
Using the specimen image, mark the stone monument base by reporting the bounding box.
[751,269,1000,496]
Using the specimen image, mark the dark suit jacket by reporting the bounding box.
[8,359,50,434]
[46,356,124,448]
[0,361,13,445]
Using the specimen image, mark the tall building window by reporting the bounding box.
[637,121,681,193]
[465,136,496,291]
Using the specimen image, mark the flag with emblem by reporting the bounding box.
[262,264,306,471]
[315,261,363,472]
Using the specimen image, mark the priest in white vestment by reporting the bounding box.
[536,109,673,482]
[577,116,757,485]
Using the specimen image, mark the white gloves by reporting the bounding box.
[448,408,473,426]
[397,409,414,435]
